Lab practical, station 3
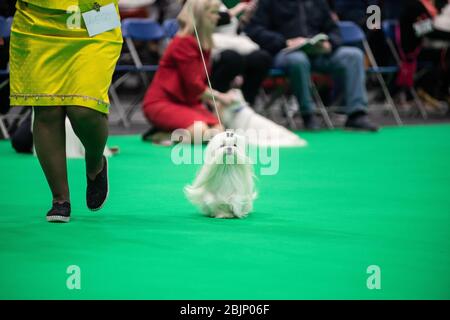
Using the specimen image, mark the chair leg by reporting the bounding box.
[0,116,9,139]
[376,77,404,126]
[0,79,9,138]
[126,38,150,88]
[0,79,9,90]
[374,73,403,125]
[253,89,267,115]
[280,95,298,130]
[125,94,145,122]
[409,87,428,119]
[261,86,286,121]
[109,87,130,128]
[112,72,133,89]
[7,107,32,135]
[363,40,403,125]
[311,82,334,129]
[385,39,428,120]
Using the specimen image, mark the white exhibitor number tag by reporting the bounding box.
[82,3,121,37]
[413,19,433,37]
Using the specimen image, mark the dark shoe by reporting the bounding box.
[46,201,71,223]
[86,156,109,211]
[142,127,173,146]
[150,131,174,146]
[345,112,379,132]
[302,114,320,131]
[142,126,157,142]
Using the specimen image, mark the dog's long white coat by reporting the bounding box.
[221,90,307,148]
[185,131,256,219]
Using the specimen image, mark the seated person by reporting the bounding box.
[245,0,378,131]
[142,0,235,144]
[211,0,272,105]
[331,0,379,28]
[381,0,404,20]
[398,0,450,109]
[118,0,158,19]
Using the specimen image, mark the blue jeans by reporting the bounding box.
[274,46,368,115]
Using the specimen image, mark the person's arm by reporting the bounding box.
[244,0,287,55]
[217,2,250,28]
[172,38,236,106]
[200,88,236,107]
[171,39,209,100]
[228,2,250,17]
[239,0,258,28]
[320,0,342,50]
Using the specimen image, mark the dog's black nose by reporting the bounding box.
[226,146,233,155]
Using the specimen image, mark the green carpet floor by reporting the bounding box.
[0,124,449,300]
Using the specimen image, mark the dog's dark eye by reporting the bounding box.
[233,144,237,147]
[220,143,225,147]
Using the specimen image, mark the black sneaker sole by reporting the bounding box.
[46,215,70,223]
[88,189,108,212]
[88,156,109,212]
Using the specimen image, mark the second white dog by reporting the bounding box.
[221,89,307,148]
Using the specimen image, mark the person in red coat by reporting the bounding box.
[143,0,236,144]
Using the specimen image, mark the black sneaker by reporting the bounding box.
[86,156,109,211]
[302,114,321,131]
[46,202,71,223]
[345,112,379,132]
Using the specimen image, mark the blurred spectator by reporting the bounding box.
[331,0,379,28]
[246,0,378,131]
[118,0,156,19]
[154,0,184,22]
[434,0,450,32]
[327,1,400,67]
[237,0,260,30]
[327,0,404,24]
[381,0,404,20]
[0,0,14,116]
[143,0,234,144]
[118,0,174,81]
[118,0,183,21]
[0,0,15,17]
[211,1,272,105]
[398,0,450,109]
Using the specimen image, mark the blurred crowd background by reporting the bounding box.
[1,0,450,148]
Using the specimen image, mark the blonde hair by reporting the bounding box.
[177,0,221,50]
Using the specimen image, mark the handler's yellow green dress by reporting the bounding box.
[10,0,123,114]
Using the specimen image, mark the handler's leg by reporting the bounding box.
[33,106,69,203]
[66,106,109,210]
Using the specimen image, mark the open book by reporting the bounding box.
[282,33,329,55]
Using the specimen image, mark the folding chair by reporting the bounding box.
[310,74,334,129]
[256,68,301,130]
[109,18,165,127]
[382,19,428,119]
[257,65,335,129]
[337,21,403,125]
[162,19,179,39]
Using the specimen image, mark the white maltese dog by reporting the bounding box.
[221,89,307,148]
[185,130,256,219]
